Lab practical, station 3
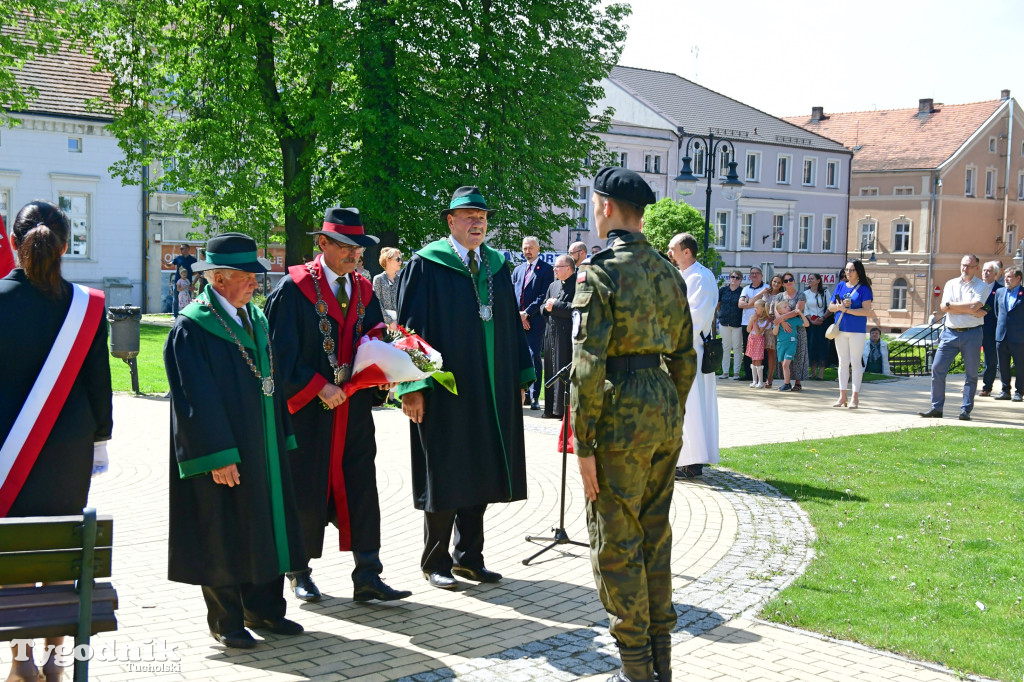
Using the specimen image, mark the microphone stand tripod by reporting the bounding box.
[523,362,589,565]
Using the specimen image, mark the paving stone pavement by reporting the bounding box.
[35,374,1019,681]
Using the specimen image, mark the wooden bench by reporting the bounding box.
[889,355,924,375]
[0,509,117,682]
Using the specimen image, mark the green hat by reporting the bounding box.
[441,186,498,220]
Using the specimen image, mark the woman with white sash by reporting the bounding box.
[0,200,112,682]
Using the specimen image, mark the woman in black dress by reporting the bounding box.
[0,200,113,682]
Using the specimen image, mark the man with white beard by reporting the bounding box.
[667,232,719,479]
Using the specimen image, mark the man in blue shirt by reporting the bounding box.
[994,266,1024,401]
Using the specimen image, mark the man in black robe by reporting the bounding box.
[265,207,411,604]
[541,254,576,419]
[164,233,306,649]
[395,186,535,590]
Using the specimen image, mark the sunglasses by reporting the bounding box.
[729,275,741,279]
[783,277,794,283]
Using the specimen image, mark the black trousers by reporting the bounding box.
[997,339,1024,395]
[421,505,486,573]
[982,329,998,390]
[201,576,285,635]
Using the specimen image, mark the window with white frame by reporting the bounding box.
[575,186,589,231]
[965,166,976,196]
[859,187,879,196]
[772,214,785,250]
[58,192,91,258]
[0,188,10,231]
[619,152,628,168]
[1018,171,1024,200]
[985,168,996,198]
[893,220,911,252]
[894,186,914,196]
[1007,225,1017,256]
[826,160,840,188]
[718,147,733,179]
[802,158,817,186]
[67,137,82,153]
[745,152,760,182]
[740,212,753,249]
[891,278,908,310]
[777,155,791,184]
[859,220,876,252]
[715,210,729,248]
[653,155,661,174]
[797,215,812,251]
[644,154,652,173]
[822,215,836,252]
[692,146,706,176]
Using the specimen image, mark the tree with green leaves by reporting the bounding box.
[0,2,63,122]
[74,0,628,264]
[643,197,722,274]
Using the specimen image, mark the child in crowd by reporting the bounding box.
[745,299,771,388]
[773,298,809,391]
[175,266,192,311]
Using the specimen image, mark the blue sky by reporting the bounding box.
[617,0,1023,116]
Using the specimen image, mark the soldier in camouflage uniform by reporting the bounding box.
[570,166,696,682]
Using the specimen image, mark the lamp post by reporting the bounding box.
[674,130,745,255]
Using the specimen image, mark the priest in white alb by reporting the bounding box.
[668,232,719,479]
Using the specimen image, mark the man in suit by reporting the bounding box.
[513,236,554,410]
[994,266,1024,401]
[978,261,1002,396]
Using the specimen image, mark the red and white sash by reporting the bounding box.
[0,284,105,516]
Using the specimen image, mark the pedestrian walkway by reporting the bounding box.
[70,375,1015,681]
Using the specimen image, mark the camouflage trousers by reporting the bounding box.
[586,436,678,649]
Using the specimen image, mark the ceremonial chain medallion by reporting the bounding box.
[201,297,276,396]
[307,263,365,386]
[447,237,494,321]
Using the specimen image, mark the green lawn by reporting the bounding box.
[109,323,171,394]
[721,428,1024,682]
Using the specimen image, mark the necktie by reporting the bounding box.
[467,251,479,277]
[336,275,349,311]
[236,307,254,341]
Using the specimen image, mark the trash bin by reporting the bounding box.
[107,304,142,393]
[103,276,134,308]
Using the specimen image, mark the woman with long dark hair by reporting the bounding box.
[0,200,113,682]
[803,273,830,379]
[828,260,874,409]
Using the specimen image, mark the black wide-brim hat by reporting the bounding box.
[440,186,498,220]
[307,207,379,247]
[192,232,271,273]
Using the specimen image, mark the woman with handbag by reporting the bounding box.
[828,260,875,409]
[803,273,830,380]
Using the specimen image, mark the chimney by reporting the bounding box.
[811,106,827,122]
[918,98,935,115]
[1001,89,1011,100]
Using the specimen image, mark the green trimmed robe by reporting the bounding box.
[164,292,305,586]
[394,240,535,512]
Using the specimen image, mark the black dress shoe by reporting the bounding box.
[243,617,304,636]
[288,573,322,602]
[995,392,1012,400]
[979,388,992,397]
[451,565,502,583]
[958,411,971,421]
[918,408,943,418]
[530,400,540,410]
[353,576,412,602]
[211,629,257,648]
[423,571,459,590]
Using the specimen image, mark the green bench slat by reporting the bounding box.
[0,547,112,583]
[0,515,112,552]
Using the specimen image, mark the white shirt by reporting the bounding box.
[941,276,990,329]
[740,282,767,325]
[320,254,352,301]
[447,236,480,269]
[208,286,246,328]
[803,287,830,320]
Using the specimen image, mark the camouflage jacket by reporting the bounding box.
[569,231,696,458]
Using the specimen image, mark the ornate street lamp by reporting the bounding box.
[674,130,745,254]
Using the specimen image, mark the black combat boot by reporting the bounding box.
[606,645,654,682]
[352,550,412,602]
[651,634,671,682]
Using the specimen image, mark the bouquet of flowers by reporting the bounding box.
[340,323,457,397]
